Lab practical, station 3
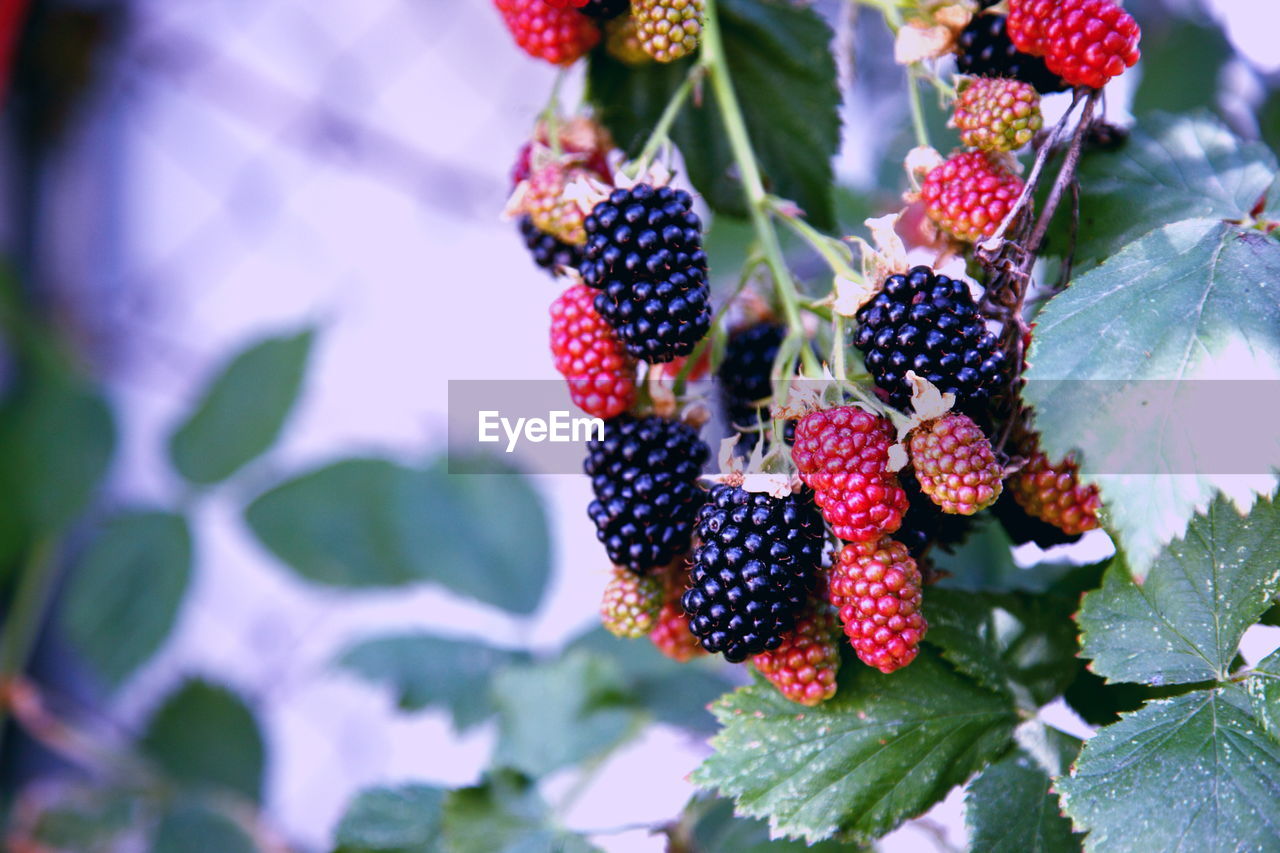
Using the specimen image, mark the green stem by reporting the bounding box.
[906,66,930,149]
[0,538,59,753]
[769,199,862,282]
[541,70,567,158]
[702,0,811,373]
[628,68,701,179]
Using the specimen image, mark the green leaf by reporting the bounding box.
[244,456,550,614]
[0,359,115,557]
[141,680,265,803]
[440,770,600,853]
[691,649,1017,843]
[567,627,735,734]
[965,726,1082,853]
[678,795,865,852]
[491,651,641,778]
[336,634,526,731]
[1057,688,1280,853]
[588,0,841,229]
[169,330,312,484]
[1130,19,1230,118]
[1078,493,1280,686]
[62,512,192,688]
[924,588,1080,708]
[151,802,257,853]
[1024,218,1280,578]
[334,785,445,853]
[1065,112,1275,268]
[1243,647,1280,740]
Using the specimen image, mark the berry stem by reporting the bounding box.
[981,88,1085,250]
[627,66,702,179]
[701,0,813,373]
[767,196,863,283]
[541,69,568,158]
[906,66,930,150]
[1025,89,1099,259]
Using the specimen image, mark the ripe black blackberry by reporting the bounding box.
[520,215,581,275]
[682,485,824,662]
[579,0,629,19]
[580,184,711,363]
[853,265,1006,414]
[955,13,1069,95]
[585,414,709,574]
[717,323,791,450]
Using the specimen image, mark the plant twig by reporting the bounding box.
[1024,90,1098,259]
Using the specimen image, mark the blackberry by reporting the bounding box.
[853,265,1006,414]
[718,323,789,451]
[580,184,712,363]
[585,415,709,574]
[955,13,1069,95]
[682,485,824,662]
[520,216,581,275]
[579,0,629,19]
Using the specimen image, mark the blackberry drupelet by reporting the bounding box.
[585,415,709,574]
[520,216,581,274]
[955,13,1069,95]
[579,0,629,19]
[580,183,712,363]
[682,485,824,662]
[853,265,1006,414]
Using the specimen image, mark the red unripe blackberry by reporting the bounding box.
[600,565,664,637]
[921,151,1024,243]
[752,599,841,706]
[1042,0,1141,89]
[682,485,824,663]
[525,164,590,245]
[585,415,709,574]
[908,414,1004,515]
[581,183,711,363]
[1006,0,1055,56]
[954,13,1069,95]
[550,284,636,420]
[792,406,908,543]
[953,77,1042,152]
[853,266,1006,413]
[493,0,601,66]
[1009,448,1101,536]
[519,216,581,275]
[831,539,926,674]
